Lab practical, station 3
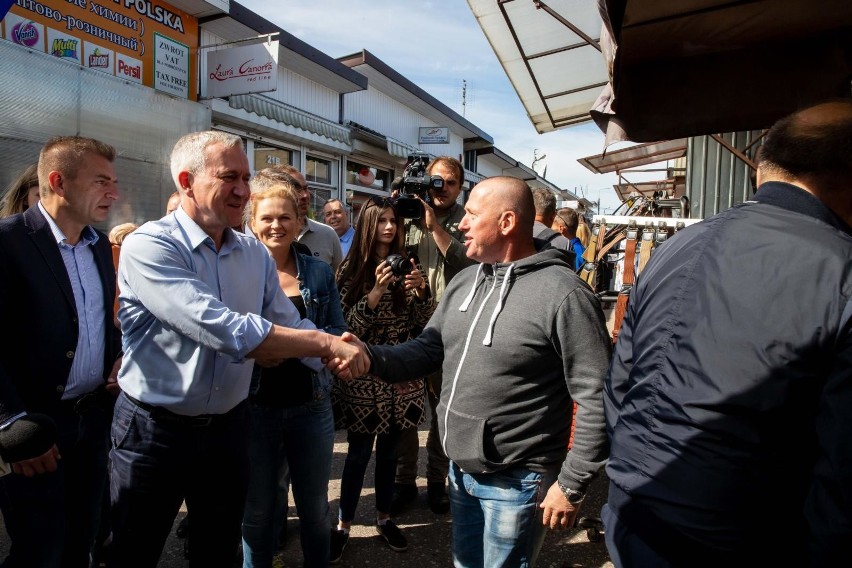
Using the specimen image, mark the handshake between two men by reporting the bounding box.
[324,332,370,380]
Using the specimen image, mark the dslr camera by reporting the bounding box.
[384,252,416,277]
[392,152,443,219]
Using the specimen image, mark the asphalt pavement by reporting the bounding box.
[0,419,613,568]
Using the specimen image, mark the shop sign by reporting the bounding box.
[419,126,450,144]
[1,0,198,100]
[154,32,189,98]
[206,41,278,98]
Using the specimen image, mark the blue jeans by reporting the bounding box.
[109,393,250,568]
[0,404,110,568]
[338,429,401,522]
[447,461,557,568]
[242,397,334,568]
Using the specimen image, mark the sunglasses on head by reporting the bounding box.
[369,195,397,208]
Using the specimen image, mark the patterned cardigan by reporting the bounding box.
[332,267,436,434]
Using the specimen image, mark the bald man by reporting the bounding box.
[603,101,852,567]
[338,176,611,567]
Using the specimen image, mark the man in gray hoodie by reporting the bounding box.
[333,176,611,567]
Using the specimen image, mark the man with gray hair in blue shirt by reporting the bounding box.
[108,130,368,567]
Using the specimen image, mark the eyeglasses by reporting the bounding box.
[369,195,397,208]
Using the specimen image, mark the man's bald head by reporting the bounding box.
[460,176,537,263]
[758,100,852,223]
[759,101,852,181]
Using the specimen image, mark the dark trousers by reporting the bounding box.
[108,393,250,568]
[394,371,449,485]
[0,404,111,568]
[338,428,401,522]
[602,504,675,568]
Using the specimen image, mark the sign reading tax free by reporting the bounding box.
[2,0,198,99]
[154,32,189,98]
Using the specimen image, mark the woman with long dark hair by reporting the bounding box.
[330,196,435,563]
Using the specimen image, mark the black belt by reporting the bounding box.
[60,387,108,414]
[124,393,225,427]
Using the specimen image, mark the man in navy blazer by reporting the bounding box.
[0,136,123,567]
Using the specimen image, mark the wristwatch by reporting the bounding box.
[558,481,585,505]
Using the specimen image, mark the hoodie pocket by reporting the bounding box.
[443,406,504,474]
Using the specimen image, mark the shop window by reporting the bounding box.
[345,160,390,192]
[306,156,332,185]
[254,145,294,172]
[305,154,338,220]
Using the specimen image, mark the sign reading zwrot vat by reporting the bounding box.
[1,0,198,100]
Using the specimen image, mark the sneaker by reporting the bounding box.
[376,520,408,552]
[427,481,450,514]
[329,529,349,564]
[390,483,418,515]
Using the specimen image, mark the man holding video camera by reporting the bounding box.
[392,155,476,515]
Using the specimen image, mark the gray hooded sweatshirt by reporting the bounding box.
[370,247,610,491]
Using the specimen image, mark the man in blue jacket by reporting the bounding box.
[604,101,852,567]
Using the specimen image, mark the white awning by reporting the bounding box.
[386,138,420,159]
[228,94,351,145]
[467,0,606,134]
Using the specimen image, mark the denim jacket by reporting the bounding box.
[251,246,347,402]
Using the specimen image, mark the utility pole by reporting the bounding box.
[461,79,467,117]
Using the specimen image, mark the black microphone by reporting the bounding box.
[0,414,57,463]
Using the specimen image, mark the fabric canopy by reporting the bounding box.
[591,0,852,144]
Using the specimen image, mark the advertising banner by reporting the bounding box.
[1,0,198,99]
[206,40,278,98]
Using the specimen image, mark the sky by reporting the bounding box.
[247,0,652,214]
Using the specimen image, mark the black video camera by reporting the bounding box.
[392,152,443,219]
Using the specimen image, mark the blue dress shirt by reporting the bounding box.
[37,202,106,399]
[116,208,322,416]
[339,225,355,258]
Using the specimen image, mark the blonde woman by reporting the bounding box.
[241,183,345,568]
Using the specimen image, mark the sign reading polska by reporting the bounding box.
[206,41,278,98]
[419,126,450,144]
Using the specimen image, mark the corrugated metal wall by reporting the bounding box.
[344,86,464,159]
[686,131,762,219]
[0,40,210,228]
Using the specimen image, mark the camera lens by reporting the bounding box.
[385,254,409,277]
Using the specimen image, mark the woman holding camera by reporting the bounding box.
[331,196,435,562]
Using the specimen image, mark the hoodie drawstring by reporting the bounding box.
[442,266,499,455]
[442,263,515,455]
[482,263,513,346]
[458,264,483,312]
